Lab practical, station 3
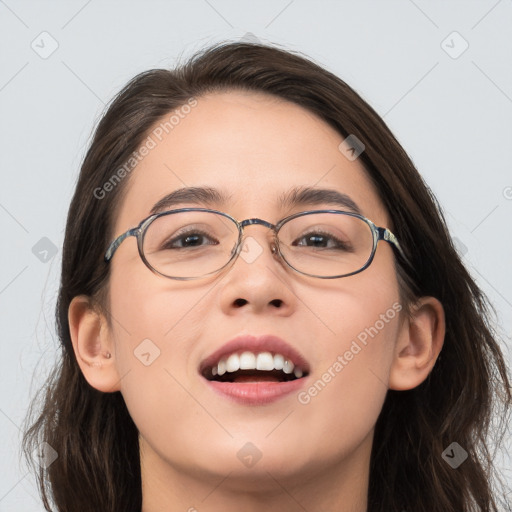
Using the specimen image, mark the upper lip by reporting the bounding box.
[199,334,311,375]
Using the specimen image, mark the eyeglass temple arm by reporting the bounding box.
[377,227,410,265]
[104,228,139,262]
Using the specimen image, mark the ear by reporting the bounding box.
[68,295,122,392]
[389,296,445,391]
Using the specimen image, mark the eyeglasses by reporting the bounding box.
[104,208,406,280]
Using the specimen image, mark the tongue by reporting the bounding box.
[233,374,281,383]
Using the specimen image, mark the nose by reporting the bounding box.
[218,221,296,316]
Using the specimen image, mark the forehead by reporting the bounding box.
[114,91,388,231]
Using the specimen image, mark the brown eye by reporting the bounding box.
[161,229,218,249]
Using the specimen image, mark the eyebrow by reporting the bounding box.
[149,185,362,216]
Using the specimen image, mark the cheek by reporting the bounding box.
[106,269,215,406]
[295,261,402,435]
[293,299,401,466]
[108,262,208,353]
[106,272,214,467]
[309,251,402,368]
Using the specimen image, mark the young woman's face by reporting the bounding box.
[97,91,409,498]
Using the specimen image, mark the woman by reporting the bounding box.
[22,41,511,512]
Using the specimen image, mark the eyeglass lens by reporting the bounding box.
[142,210,375,278]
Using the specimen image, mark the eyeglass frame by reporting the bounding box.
[104,207,408,280]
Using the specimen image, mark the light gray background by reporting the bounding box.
[1,1,511,510]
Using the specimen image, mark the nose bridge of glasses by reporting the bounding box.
[240,218,276,230]
[239,218,279,253]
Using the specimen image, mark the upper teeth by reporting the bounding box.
[211,351,304,379]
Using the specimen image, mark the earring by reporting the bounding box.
[105,352,112,359]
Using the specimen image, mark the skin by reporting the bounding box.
[68,91,445,512]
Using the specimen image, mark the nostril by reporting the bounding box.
[233,298,247,307]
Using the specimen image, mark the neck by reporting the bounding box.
[139,432,372,512]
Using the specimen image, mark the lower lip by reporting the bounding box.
[203,377,308,405]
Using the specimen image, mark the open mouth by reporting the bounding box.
[201,351,309,384]
[203,368,306,383]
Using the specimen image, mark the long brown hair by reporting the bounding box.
[21,41,512,511]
